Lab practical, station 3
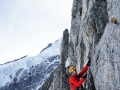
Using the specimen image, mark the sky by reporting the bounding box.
[0,0,73,64]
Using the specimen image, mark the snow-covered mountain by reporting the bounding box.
[0,38,62,90]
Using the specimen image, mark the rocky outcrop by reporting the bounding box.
[59,29,69,90]
[40,43,52,53]
[39,29,69,90]
[68,0,120,90]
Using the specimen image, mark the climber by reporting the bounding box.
[68,53,92,90]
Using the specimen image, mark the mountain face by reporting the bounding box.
[0,38,62,90]
[40,0,120,90]
[1,0,120,90]
[68,0,120,90]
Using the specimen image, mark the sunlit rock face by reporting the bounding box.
[68,0,120,90]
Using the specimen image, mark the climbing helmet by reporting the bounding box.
[69,66,76,73]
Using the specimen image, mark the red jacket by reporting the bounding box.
[68,65,88,90]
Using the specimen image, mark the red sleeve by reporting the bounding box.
[69,76,85,87]
[78,65,88,77]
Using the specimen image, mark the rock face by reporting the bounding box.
[59,29,69,90]
[68,0,120,90]
[40,0,120,90]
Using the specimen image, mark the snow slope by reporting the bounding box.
[0,38,62,88]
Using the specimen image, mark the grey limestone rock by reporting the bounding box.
[68,0,120,90]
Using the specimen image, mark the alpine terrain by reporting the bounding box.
[1,0,120,90]
[0,38,62,90]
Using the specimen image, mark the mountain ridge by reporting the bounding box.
[0,38,62,90]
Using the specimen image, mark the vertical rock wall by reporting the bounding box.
[59,29,69,90]
[51,29,69,90]
[69,0,120,90]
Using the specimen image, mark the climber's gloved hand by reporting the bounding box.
[87,58,91,66]
[89,50,93,57]
[87,50,93,66]
[82,73,87,79]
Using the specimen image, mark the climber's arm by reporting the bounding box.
[78,65,88,77]
[69,76,85,87]
[78,54,92,77]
